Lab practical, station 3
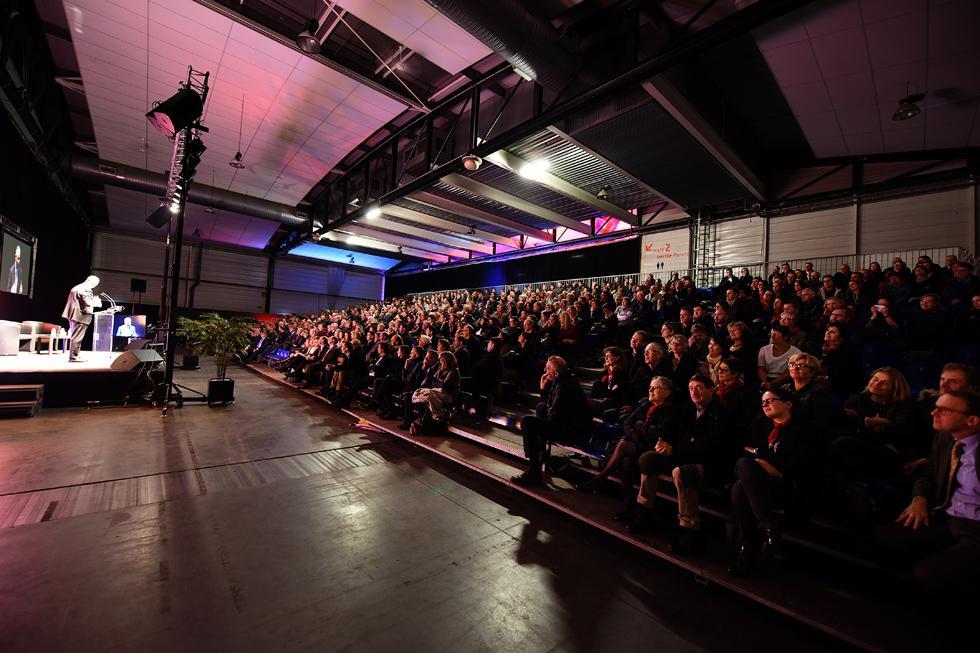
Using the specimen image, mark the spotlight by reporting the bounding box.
[169,201,181,214]
[467,225,477,235]
[596,185,611,200]
[182,137,206,179]
[229,151,246,169]
[147,204,171,228]
[519,159,549,179]
[892,93,925,121]
[462,154,482,171]
[365,206,382,220]
[296,19,320,54]
[146,87,203,137]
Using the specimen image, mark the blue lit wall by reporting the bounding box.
[291,243,400,271]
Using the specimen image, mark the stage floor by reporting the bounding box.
[0,351,120,374]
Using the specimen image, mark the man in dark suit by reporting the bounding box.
[876,390,980,613]
[7,245,23,294]
[61,275,100,362]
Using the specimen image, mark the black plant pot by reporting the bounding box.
[208,378,235,406]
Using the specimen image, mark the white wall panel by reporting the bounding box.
[274,259,330,294]
[714,217,765,267]
[200,249,268,287]
[859,188,972,253]
[340,272,383,300]
[269,290,321,315]
[192,283,265,313]
[769,206,856,260]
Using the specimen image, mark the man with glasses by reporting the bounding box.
[876,391,980,616]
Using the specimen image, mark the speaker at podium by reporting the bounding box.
[110,349,163,371]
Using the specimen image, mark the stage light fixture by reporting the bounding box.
[365,206,382,220]
[892,93,924,121]
[296,19,320,54]
[462,154,482,171]
[146,87,204,137]
[596,185,611,200]
[147,204,171,228]
[519,159,549,179]
[229,151,246,169]
[182,137,206,178]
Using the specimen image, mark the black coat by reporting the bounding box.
[670,399,726,473]
[746,415,810,480]
[541,371,591,431]
[914,430,980,506]
[621,399,683,451]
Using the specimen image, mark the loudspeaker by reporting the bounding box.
[130,278,147,293]
[110,349,163,371]
[125,338,151,350]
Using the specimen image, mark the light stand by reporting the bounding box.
[148,66,211,416]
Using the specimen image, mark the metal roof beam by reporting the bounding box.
[641,78,767,202]
[484,149,638,225]
[443,173,593,235]
[411,191,554,242]
[381,203,520,248]
[341,223,471,259]
[365,216,494,253]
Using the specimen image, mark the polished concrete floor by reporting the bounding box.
[0,365,848,652]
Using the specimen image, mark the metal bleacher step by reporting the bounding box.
[0,400,40,418]
[0,384,45,404]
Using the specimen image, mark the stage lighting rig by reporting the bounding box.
[145,66,211,415]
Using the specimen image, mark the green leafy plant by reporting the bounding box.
[177,313,254,379]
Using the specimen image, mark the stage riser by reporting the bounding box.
[0,371,137,407]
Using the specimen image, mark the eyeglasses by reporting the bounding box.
[932,406,971,416]
[788,363,814,370]
[761,398,784,406]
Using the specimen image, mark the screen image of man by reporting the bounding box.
[116,316,137,338]
[7,245,22,294]
[62,275,100,362]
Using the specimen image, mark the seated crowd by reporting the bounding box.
[240,253,980,607]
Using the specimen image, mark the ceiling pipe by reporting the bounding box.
[69,156,308,227]
[424,0,579,93]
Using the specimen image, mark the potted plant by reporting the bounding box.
[177,312,254,405]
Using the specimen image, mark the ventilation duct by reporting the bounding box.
[424,0,578,93]
[70,156,307,226]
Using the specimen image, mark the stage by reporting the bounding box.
[0,350,139,407]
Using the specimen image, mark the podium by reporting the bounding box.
[92,310,116,353]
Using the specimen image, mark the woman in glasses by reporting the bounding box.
[729,387,809,575]
[779,352,834,441]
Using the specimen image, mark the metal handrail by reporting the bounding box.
[405,245,972,298]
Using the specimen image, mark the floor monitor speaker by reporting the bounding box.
[110,349,163,371]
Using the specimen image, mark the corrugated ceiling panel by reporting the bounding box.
[469,165,603,223]
[508,130,664,209]
[393,199,513,236]
[769,206,856,260]
[714,217,765,267]
[432,183,556,231]
[859,188,973,253]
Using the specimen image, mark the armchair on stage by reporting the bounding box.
[91,293,123,353]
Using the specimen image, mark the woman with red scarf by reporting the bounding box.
[579,376,682,522]
[729,387,810,575]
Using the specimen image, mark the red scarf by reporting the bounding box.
[715,379,742,406]
[768,419,790,447]
[646,403,662,421]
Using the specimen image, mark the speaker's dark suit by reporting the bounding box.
[62,282,96,360]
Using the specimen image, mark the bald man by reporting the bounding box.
[62,275,100,362]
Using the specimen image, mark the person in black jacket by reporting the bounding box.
[873,390,980,616]
[579,376,682,521]
[729,387,810,574]
[511,356,591,486]
[329,340,383,408]
[374,345,418,418]
[397,349,438,427]
[409,351,460,434]
[463,337,503,398]
[630,374,725,555]
[588,347,630,419]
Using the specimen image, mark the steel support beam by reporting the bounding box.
[341,223,471,259]
[483,148,638,225]
[366,216,494,253]
[641,78,767,201]
[443,173,593,234]
[380,203,519,248]
[411,191,553,242]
